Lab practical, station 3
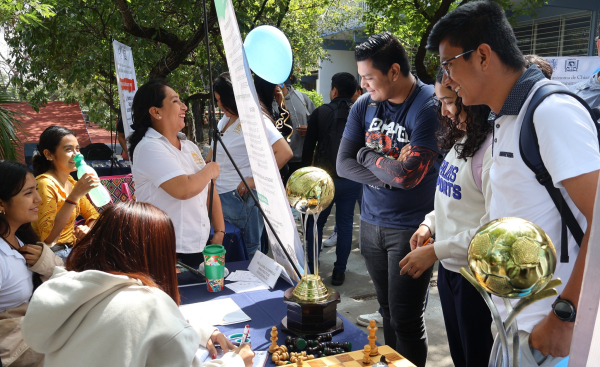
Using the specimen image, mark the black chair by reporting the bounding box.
[80,143,114,161]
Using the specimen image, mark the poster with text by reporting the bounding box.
[545,56,600,87]
[113,40,139,138]
[214,0,304,283]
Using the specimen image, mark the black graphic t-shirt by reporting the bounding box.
[343,82,440,229]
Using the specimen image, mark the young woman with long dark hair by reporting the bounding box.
[31,126,100,259]
[22,201,254,367]
[398,68,494,367]
[206,72,292,257]
[0,161,63,367]
[128,79,225,268]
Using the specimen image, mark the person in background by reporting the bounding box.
[207,72,292,258]
[524,55,553,79]
[352,84,363,102]
[31,126,100,260]
[301,72,362,286]
[275,78,315,178]
[116,116,129,160]
[0,161,63,367]
[399,68,494,367]
[427,1,600,363]
[129,79,225,268]
[571,27,600,108]
[22,202,254,367]
[337,32,441,367]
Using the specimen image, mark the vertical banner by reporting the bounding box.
[544,56,600,87]
[214,0,304,283]
[112,40,139,138]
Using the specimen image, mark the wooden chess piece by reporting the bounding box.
[269,326,279,353]
[368,319,378,356]
[296,356,303,367]
[363,345,371,364]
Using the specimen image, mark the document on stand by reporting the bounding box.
[180,298,250,326]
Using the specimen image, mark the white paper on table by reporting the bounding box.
[225,281,269,293]
[193,348,268,367]
[226,270,262,283]
[180,297,250,326]
[247,250,283,288]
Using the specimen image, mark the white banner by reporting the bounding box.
[214,0,304,283]
[544,56,600,87]
[112,40,138,138]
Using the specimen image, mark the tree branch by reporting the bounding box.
[252,0,270,29]
[277,0,292,28]
[413,0,431,21]
[185,92,210,103]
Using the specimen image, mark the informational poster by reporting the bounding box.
[544,56,600,87]
[112,40,139,138]
[214,0,304,283]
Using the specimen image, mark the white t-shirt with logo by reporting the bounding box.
[132,128,210,254]
[490,79,600,333]
[215,115,283,194]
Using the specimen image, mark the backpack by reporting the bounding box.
[315,99,354,176]
[520,83,600,263]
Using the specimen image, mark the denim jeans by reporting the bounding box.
[51,245,72,262]
[219,189,263,258]
[306,178,362,274]
[333,188,362,233]
[360,220,433,367]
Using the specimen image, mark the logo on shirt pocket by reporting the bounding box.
[499,151,514,158]
[191,152,204,165]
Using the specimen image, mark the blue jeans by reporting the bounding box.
[333,188,362,233]
[52,245,72,261]
[219,190,263,258]
[306,178,362,274]
[360,221,433,367]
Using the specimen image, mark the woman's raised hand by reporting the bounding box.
[69,173,99,201]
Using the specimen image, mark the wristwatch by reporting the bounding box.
[552,296,577,322]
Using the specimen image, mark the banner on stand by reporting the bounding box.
[112,40,139,138]
[213,0,304,283]
[544,56,600,87]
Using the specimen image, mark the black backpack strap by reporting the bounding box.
[519,84,593,262]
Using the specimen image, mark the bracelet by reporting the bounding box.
[214,229,226,235]
[419,223,432,235]
[64,198,77,206]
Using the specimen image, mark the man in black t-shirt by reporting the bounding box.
[336,32,441,367]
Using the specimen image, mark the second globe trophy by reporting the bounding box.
[282,167,343,336]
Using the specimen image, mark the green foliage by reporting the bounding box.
[0,0,55,27]
[294,84,323,107]
[0,90,25,160]
[363,0,548,82]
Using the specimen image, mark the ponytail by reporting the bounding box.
[128,79,170,162]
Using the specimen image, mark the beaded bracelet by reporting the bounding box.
[64,198,77,206]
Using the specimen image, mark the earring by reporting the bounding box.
[0,209,4,215]
[158,116,162,119]
[48,158,53,161]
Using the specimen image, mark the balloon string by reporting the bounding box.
[275,100,294,142]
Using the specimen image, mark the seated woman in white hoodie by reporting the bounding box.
[0,161,63,367]
[22,201,254,367]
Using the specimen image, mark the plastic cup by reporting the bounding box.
[203,244,226,292]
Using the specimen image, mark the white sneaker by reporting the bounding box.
[323,231,337,247]
[356,311,383,327]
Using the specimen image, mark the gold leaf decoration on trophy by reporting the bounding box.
[286,167,335,215]
[467,217,557,298]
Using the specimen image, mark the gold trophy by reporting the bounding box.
[282,167,343,335]
[461,217,560,367]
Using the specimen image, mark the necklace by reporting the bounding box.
[403,77,417,104]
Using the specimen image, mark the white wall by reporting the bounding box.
[317,49,359,103]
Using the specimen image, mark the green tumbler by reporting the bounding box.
[203,244,226,292]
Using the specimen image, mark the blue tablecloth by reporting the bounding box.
[179,261,372,366]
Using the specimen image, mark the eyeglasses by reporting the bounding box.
[441,49,475,77]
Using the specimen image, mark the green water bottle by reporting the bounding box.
[73,153,111,207]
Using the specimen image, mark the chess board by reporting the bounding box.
[304,346,415,367]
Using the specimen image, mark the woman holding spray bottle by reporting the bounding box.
[32,126,105,260]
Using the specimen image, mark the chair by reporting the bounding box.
[81,143,114,161]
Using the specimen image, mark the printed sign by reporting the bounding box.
[112,40,139,138]
[544,56,600,87]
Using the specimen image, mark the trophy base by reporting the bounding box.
[282,287,343,337]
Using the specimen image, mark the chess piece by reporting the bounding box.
[296,356,303,367]
[273,354,280,363]
[368,320,378,356]
[269,327,279,353]
[363,345,371,364]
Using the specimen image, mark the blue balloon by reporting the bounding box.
[554,356,569,367]
[244,25,293,84]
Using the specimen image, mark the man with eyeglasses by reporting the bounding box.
[427,1,600,366]
[336,32,441,367]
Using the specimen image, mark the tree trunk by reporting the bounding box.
[192,99,205,145]
[183,102,197,143]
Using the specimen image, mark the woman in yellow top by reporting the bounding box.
[32,126,100,260]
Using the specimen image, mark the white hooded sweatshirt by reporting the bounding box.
[21,267,244,367]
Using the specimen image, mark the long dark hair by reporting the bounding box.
[435,68,492,159]
[0,161,40,244]
[214,72,239,116]
[128,79,170,162]
[32,126,76,176]
[66,201,180,305]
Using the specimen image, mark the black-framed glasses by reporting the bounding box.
[441,49,475,77]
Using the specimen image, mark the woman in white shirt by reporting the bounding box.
[0,161,63,367]
[207,72,292,257]
[22,201,254,367]
[129,79,226,268]
[398,69,494,367]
